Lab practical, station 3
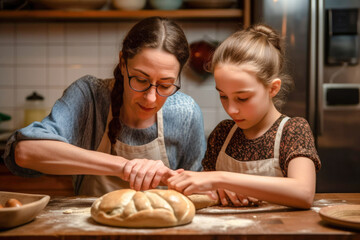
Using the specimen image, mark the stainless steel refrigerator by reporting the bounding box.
[253,0,360,192]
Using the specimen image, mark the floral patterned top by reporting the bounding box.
[202,115,321,176]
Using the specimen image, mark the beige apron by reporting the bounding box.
[216,117,290,177]
[78,108,170,197]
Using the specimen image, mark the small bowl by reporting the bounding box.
[0,191,50,229]
[112,0,146,10]
[149,0,183,10]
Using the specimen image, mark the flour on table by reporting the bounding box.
[311,207,321,213]
[191,215,254,231]
[313,199,347,207]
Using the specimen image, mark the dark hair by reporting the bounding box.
[108,17,190,144]
[211,24,294,110]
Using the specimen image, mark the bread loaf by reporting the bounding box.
[91,189,195,228]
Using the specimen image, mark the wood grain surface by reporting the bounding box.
[0,193,359,240]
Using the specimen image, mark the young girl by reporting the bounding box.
[167,24,321,209]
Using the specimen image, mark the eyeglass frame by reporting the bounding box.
[125,61,181,97]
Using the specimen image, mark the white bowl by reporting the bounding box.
[0,191,50,229]
[112,0,146,10]
[149,0,183,10]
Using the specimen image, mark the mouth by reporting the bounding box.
[234,119,245,123]
[138,104,156,112]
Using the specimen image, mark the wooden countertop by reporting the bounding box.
[0,193,359,240]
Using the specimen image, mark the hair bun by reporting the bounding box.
[250,24,283,53]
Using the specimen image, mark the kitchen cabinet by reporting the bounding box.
[0,164,74,197]
[0,0,250,25]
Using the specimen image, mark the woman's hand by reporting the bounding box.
[217,189,261,207]
[122,159,175,191]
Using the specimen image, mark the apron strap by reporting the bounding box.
[156,108,164,138]
[220,123,238,153]
[273,117,290,159]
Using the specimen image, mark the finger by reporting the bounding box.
[141,167,158,190]
[151,167,170,188]
[205,190,218,200]
[134,160,161,191]
[248,197,261,205]
[129,162,145,190]
[140,160,165,190]
[167,174,178,185]
[169,177,189,192]
[217,189,228,206]
[175,168,185,174]
[235,193,249,206]
[167,173,186,189]
[224,189,241,206]
[122,160,135,181]
[182,184,198,196]
[158,169,176,187]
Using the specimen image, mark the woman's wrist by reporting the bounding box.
[113,155,128,179]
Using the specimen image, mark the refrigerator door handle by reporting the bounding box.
[310,0,325,136]
[309,0,324,136]
[317,0,325,136]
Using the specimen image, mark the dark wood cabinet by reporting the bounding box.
[0,163,74,197]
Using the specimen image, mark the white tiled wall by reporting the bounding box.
[0,20,239,136]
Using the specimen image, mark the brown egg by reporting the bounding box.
[0,204,3,208]
[5,198,22,208]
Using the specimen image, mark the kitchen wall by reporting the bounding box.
[0,20,239,137]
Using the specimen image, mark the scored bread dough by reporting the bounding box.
[91,189,195,228]
[187,194,219,210]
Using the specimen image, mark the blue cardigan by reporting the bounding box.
[3,75,206,194]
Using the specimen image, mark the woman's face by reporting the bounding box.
[214,63,273,131]
[121,48,180,128]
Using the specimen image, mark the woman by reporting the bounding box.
[3,17,206,197]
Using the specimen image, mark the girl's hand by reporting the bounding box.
[217,188,261,207]
[161,168,184,185]
[167,171,219,195]
[122,159,173,191]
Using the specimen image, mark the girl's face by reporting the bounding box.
[214,63,276,132]
[120,48,180,128]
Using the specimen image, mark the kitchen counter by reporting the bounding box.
[0,193,359,240]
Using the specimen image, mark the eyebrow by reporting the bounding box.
[215,87,252,93]
[132,68,177,80]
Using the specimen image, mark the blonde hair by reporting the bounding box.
[211,24,294,110]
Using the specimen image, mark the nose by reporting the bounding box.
[226,100,239,116]
[143,86,157,103]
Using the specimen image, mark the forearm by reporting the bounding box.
[215,170,315,209]
[14,140,126,177]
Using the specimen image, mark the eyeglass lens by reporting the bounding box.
[130,77,179,96]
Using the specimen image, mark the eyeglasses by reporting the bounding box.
[125,62,181,97]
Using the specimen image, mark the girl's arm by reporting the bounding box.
[167,157,316,209]
[15,140,173,190]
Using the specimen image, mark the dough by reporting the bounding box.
[188,194,219,210]
[91,189,195,228]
